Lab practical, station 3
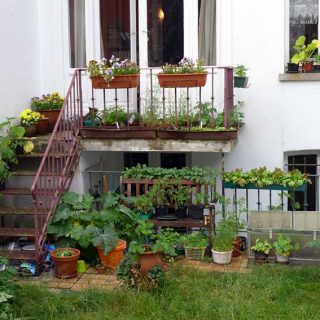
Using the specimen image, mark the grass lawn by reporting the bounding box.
[14,264,320,320]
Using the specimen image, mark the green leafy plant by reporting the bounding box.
[135,194,153,214]
[212,218,239,252]
[55,249,76,258]
[161,57,206,74]
[101,107,127,126]
[31,92,64,111]
[273,234,299,257]
[169,184,190,208]
[251,239,272,254]
[234,65,248,77]
[291,35,320,64]
[193,192,209,206]
[181,232,208,248]
[87,57,139,85]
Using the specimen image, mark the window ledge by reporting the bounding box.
[279,73,320,82]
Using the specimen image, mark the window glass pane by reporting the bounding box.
[147,0,184,67]
[198,0,216,65]
[161,153,186,169]
[69,0,86,68]
[100,0,131,60]
[290,0,319,57]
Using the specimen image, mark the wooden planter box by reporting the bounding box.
[157,73,207,88]
[90,74,139,89]
[157,129,238,140]
[79,127,157,139]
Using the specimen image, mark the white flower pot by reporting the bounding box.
[211,249,233,265]
[276,254,289,264]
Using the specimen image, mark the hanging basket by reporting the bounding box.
[157,73,207,88]
[90,74,139,89]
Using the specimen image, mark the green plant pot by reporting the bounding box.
[140,212,153,220]
[234,76,248,88]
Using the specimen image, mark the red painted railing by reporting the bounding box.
[31,69,84,265]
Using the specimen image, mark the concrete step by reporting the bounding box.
[0,227,34,237]
[0,207,34,215]
[0,249,36,260]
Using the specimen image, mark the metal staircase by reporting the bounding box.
[0,70,84,271]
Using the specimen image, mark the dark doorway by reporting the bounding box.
[124,152,148,168]
[161,153,186,169]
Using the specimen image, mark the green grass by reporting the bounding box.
[14,264,320,320]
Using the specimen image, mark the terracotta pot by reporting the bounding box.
[36,117,49,134]
[97,239,126,269]
[91,74,139,89]
[139,249,166,274]
[232,238,241,257]
[23,124,37,137]
[302,61,314,73]
[96,263,105,274]
[158,73,207,88]
[50,248,80,278]
[40,110,61,132]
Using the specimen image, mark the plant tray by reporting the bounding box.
[79,127,157,139]
[157,73,207,88]
[223,181,306,192]
[184,246,206,260]
[90,74,139,89]
[157,129,238,140]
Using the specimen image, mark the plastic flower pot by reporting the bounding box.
[139,246,166,274]
[76,260,87,273]
[253,251,269,263]
[302,61,314,73]
[97,239,126,269]
[36,117,49,134]
[232,238,241,257]
[275,254,289,264]
[287,62,299,73]
[50,248,80,278]
[175,206,187,219]
[233,76,248,88]
[155,205,169,217]
[90,74,139,89]
[211,249,233,265]
[23,124,37,137]
[188,205,204,219]
[157,73,207,88]
[96,263,105,274]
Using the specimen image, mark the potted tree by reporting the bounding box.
[273,234,299,264]
[31,92,64,132]
[181,232,208,260]
[158,57,207,88]
[234,65,249,88]
[291,35,320,73]
[212,218,238,264]
[251,239,272,263]
[87,56,139,89]
[50,247,81,278]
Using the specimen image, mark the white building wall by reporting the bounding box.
[0,0,40,122]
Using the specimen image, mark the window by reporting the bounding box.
[147,0,184,66]
[198,0,216,65]
[100,0,131,60]
[124,152,148,168]
[69,0,86,68]
[289,0,319,57]
[287,154,317,211]
[161,153,186,169]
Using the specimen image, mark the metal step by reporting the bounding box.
[0,228,34,237]
[0,207,34,215]
[0,249,36,260]
[0,188,32,195]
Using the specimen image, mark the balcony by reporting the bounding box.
[78,66,242,153]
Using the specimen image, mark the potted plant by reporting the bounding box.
[19,109,41,137]
[31,92,64,132]
[87,56,139,89]
[101,107,127,127]
[313,54,320,72]
[291,35,320,72]
[169,185,190,219]
[158,57,207,88]
[212,218,238,264]
[181,232,208,260]
[251,239,272,263]
[36,114,49,134]
[188,192,208,219]
[234,65,249,88]
[95,262,105,274]
[50,247,81,278]
[149,180,170,217]
[135,194,154,220]
[273,234,299,264]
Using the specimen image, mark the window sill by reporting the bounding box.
[279,73,320,82]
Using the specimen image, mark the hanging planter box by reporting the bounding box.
[79,127,157,139]
[90,74,139,89]
[223,181,306,192]
[157,73,207,88]
[157,129,238,140]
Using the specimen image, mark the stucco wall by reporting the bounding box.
[0,0,40,122]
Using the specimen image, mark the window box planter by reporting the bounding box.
[90,74,139,89]
[234,76,248,88]
[157,73,207,88]
[79,127,157,139]
[157,129,238,140]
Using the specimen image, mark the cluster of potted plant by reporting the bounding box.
[223,166,311,190]
[31,92,64,132]
[87,56,140,89]
[251,234,299,264]
[0,118,25,189]
[287,35,320,73]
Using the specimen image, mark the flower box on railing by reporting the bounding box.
[90,74,139,89]
[157,73,207,88]
[157,129,238,140]
[223,181,306,192]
